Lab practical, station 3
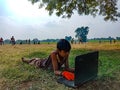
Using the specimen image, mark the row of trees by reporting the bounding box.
[91,37,120,40]
[2,26,120,44]
[2,36,120,45]
[0,26,89,45]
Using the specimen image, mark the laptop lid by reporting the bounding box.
[75,51,99,86]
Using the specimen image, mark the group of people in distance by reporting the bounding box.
[0,36,16,45]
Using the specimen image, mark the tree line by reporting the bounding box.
[1,36,119,45]
[1,26,120,45]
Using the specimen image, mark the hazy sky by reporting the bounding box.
[0,0,120,40]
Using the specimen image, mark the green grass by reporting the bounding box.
[98,51,120,80]
[0,43,120,90]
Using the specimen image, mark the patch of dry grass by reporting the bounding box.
[72,42,120,50]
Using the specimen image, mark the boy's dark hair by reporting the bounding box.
[57,39,71,52]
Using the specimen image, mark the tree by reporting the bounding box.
[29,0,120,21]
[65,36,72,42]
[75,26,89,43]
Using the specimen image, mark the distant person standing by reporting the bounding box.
[0,37,4,45]
[25,39,28,44]
[113,39,116,44]
[28,39,31,44]
[10,36,16,45]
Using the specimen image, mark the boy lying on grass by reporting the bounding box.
[22,39,74,80]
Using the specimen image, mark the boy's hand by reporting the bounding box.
[62,71,74,80]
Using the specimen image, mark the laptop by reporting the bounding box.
[57,51,99,88]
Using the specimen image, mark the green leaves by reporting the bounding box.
[75,26,89,42]
[29,0,120,21]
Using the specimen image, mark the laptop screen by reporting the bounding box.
[75,51,99,86]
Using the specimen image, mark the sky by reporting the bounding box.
[0,0,120,40]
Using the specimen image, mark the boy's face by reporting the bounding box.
[59,50,70,57]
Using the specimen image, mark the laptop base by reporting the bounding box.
[57,76,97,88]
[57,76,77,88]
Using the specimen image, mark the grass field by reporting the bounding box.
[0,42,120,90]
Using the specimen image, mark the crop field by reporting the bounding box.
[0,42,120,90]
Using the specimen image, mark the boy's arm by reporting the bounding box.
[64,56,75,72]
[51,53,62,75]
[64,56,69,69]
